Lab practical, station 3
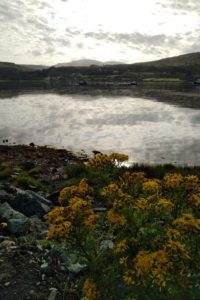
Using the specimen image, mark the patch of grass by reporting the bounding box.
[28,166,42,175]
[15,174,43,190]
[64,162,86,178]
[129,164,200,179]
[143,77,183,82]
[0,162,12,178]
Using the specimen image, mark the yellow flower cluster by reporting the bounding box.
[115,239,128,254]
[83,278,98,300]
[184,175,199,190]
[123,270,135,285]
[133,197,153,210]
[173,213,200,232]
[119,171,145,188]
[142,179,161,194]
[85,153,128,171]
[59,178,93,204]
[189,192,200,207]
[107,208,127,226]
[156,198,174,212]
[164,240,190,259]
[133,250,170,287]
[163,173,183,189]
[101,182,123,198]
[165,228,181,240]
[47,221,72,240]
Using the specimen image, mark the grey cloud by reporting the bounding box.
[32,50,42,56]
[157,0,200,13]
[83,31,182,57]
[65,28,82,36]
[84,31,181,47]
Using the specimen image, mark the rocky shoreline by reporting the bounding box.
[0,145,89,300]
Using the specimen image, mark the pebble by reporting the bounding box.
[40,262,48,270]
[4,282,10,286]
[48,288,58,300]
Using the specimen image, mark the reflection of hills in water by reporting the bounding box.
[1,81,200,110]
[0,90,199,165]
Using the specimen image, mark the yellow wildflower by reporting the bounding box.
[59,179,93,204]
[134,250,170,288]
[101,183,123,198]
[119,171,145,187]
[173,213,200,232]
[45,207,65,225]
[84,213,99,228]
[107,209,127,226]
[115,239,128,253]
[156,198,174,212]
[83,278,98,300]
[134,251,154,276]
[142,179,160,194]
[165,240,190,259]
[123,271,135,285]
[163,173,183,189]
[183,175,199,190]
[47,221,72,240]
[133,197,152,210]
[165,228,181,240]
[119,256,128,266]
[188,193,200,208]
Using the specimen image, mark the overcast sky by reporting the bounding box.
[0,0,199,65]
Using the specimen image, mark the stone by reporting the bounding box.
[6,187,51,218]
[48,288,58,300]
[0,202,27,221]
[0,202,30,235]
[29,216,48,235]
[100,240,114,250]
[21,161,36,171]
[0,240,16,249]
[67,262,87,274]
[8,218,30,235]
[40,262,49,270]
[0,188,15,204]
[0,184,51,218]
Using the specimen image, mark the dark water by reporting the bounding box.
[0,83,200,165]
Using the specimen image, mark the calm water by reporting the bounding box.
[0,85,200,165]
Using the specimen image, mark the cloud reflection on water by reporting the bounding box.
[0,93,199,165]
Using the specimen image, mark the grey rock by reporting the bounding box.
[0,185,51,218]
[8,218,30,235]
[67,262,87,274]
[0,189,15,204]
[0,202,30,235]
[13,188,51,217]
[48,288,58,300]
[100,239,114,250]
[29,216,48,236]
[0,240,16,249]
[40,262,49,270]
[93,207,107,212]
[0,202,27,221]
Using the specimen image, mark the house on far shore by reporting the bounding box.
[130,80,138,86]
[79,79,88,86]
[194,79,200,85]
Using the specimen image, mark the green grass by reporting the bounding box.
[0,162,12,178]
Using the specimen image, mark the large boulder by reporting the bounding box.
[0,202,30,235]
[12,188,51,218]
[0,184,51,218]
[0,202,26,221]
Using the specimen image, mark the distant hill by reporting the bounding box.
[1,52,200,81]
[19,64,48,70]
[54,59,123,67]
[136,52,200,67]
